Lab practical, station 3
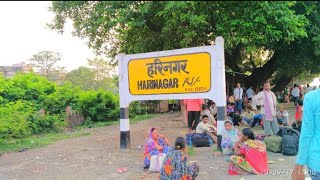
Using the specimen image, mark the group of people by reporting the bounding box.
[277,83,318,105]
[143,128,198,179]
[226,82,304,136]
[142,81,320,179]
[226,82,279,136]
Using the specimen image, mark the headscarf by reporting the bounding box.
[144,127,158,157]
[222,120,238,148]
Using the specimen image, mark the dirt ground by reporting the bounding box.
[0,111,308,180]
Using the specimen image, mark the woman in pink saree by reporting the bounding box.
[228,128,269,175]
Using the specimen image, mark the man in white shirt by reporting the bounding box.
[196,115,217,141]
[291,84,300,106]
[246,86,255,101]
[233,83,244,113]
[252,82,279,136]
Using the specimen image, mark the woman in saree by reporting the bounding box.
[228,128,269,175]
[143,127,171,169]
[160,137,199,180]
[221,120,239,155]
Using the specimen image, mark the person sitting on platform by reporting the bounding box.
[196,115,217,142]
[241,106,255,126]
[143,127,171,169]
[221,120,239,155]
[228,128,268,175]
[160,137,199,180]
[276,106,289,126]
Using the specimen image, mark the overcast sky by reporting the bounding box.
[0,1,96,71]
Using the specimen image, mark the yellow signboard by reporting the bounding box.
[128,52,211,95]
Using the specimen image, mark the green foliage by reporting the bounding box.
[129,101,143,118]
[76,90,119,122]
[49,1,308,62]
[64,65,118,93]
[0,101,33,139]
[0,73,119,140]
[43,82,80,114]
[28,114,66,134]
[49,1,320,88]
[0,65,156,142]
[65,66,95,90]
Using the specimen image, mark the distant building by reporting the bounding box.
[0,62,33,78]
[12,62,33,73]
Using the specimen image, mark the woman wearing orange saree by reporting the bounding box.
[228,128,269,175]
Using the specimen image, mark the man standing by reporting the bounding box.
[184,99,204,133]
[291,84,300,106]
[233,83,244,113]
[292,89,320,180]
[246,86,255,101]
[252,82,279,136]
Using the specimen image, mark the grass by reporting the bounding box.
[0,113,156,154]
[0,131,90,154]
[187,146,196,156]
[212,146,220,153]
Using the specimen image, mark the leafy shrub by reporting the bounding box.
[28,114,66,134]
[76,90,119,122]
[0,101,34,139]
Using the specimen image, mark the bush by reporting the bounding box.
[76,90,119,122]
[28,114,66,134]
[0,100,67,139]
[0,101,33,139]
[129,101,142,118]
[0,73,121,140]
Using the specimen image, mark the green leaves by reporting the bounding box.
[76,90,119,122]
[48,1,320,88]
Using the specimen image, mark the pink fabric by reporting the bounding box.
[144,128,156,156]
[239,145,269,175]
[184,99,204,111]
[263,91,273,121]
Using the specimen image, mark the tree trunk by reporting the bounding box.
[245,53,278,91]
[225,47,242,73]
[272,74,293,93]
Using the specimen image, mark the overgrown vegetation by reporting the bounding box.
[0,73,151,142]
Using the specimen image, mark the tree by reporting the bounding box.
[87,57,115,88]
[29,51,62,79]
[49,66,67,84]
[49,2,320,90]
[65,66,95,90]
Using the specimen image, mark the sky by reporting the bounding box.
[0,1,96,71]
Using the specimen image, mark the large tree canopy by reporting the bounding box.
[49,1,320,91]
